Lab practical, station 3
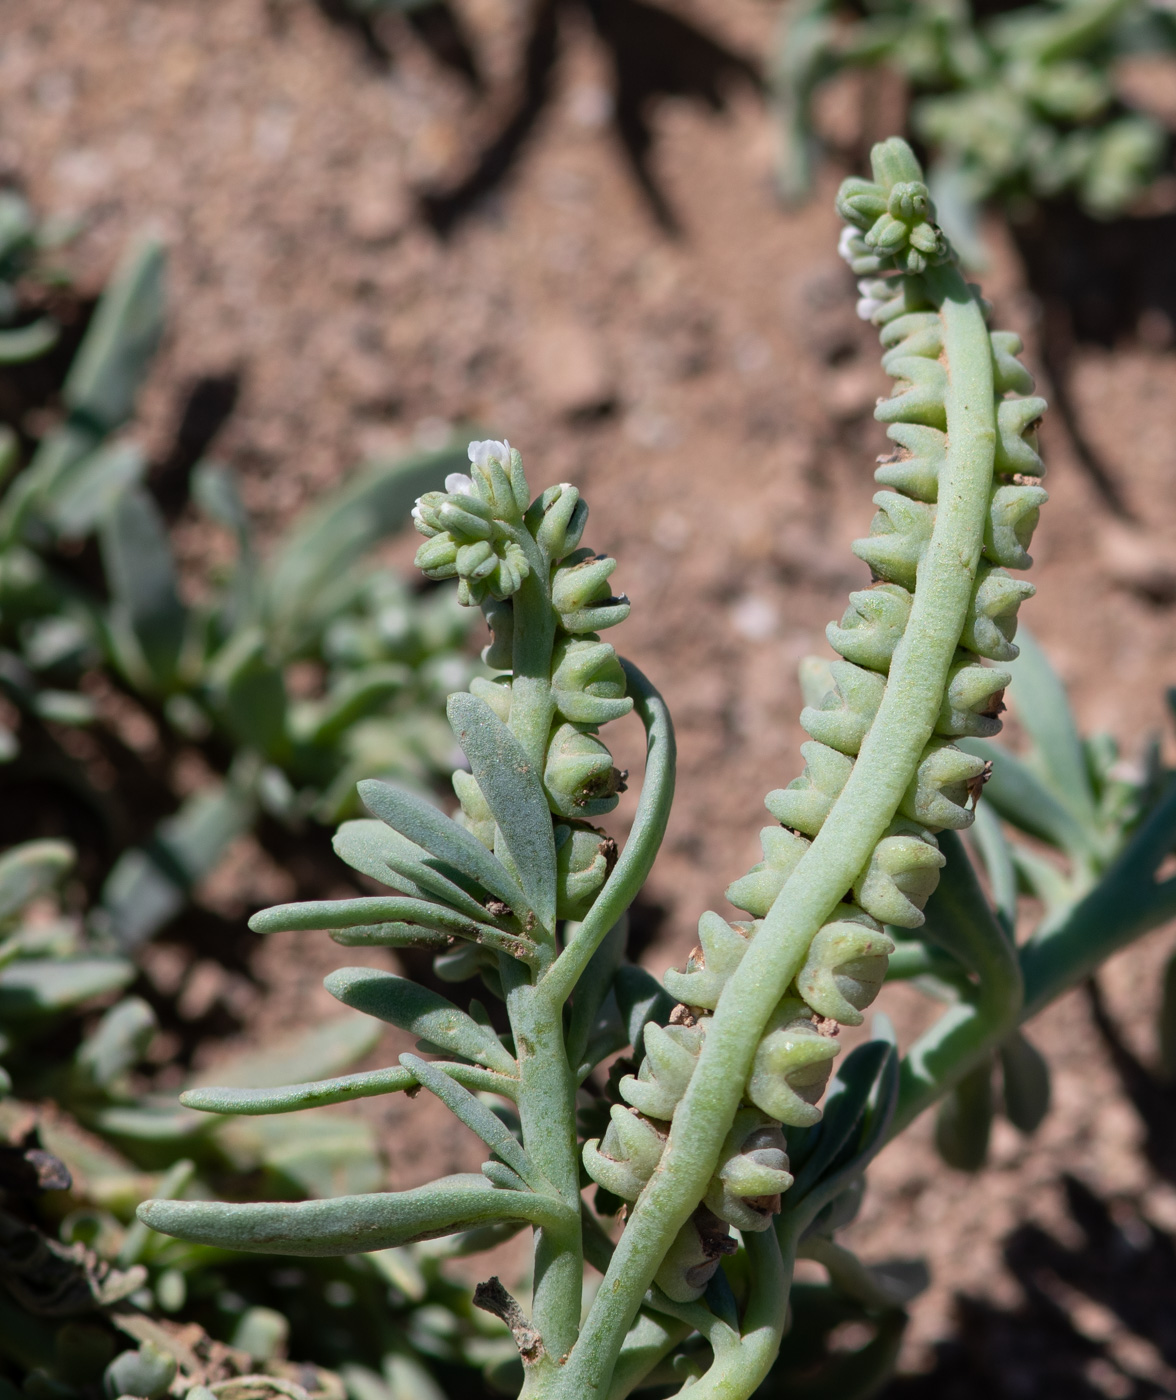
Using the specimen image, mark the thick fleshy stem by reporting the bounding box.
[546,261,1003,1399]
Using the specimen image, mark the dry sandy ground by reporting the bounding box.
[5,0,1176,1377]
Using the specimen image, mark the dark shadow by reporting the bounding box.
[884,1175,1176,1400]
[1008,201,1176,523]
[152,371,241,520]
[419,0,760,236]
[0,292,97,445]
[1087,976,1176,1183]
[420,0,560,235]
[582,0,762,234]
[314,0,482,87]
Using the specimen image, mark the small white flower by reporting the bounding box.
[411,502,423,522]
[837,225,859,263]
[467,439,511,472]
[444,472,475,496]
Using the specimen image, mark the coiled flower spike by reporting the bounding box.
[582,140,1046,1346]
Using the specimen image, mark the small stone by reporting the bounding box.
[346,182,411,244]
[525,320,615,418]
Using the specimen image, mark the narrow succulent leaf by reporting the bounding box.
[99,485,187,689]
[137,1174,566,1254]
[324,968,517,1074]
[999,1031,1050,1133]
[265,445,468,644]
[182,1060,517,1115]
[1003,629,1098,827]
[332,820,501,924]
[0,319,58,364]
[42,441,147,539]
[399,1054,545,1191]
[356,778,530,915]
[100,784,254,950]
[968,800,1017,936]
[63,238,166,433]
[447,692,557,932]
[250,895,533,960]
[0,839,73,920]
[0,957,134,1019]
[934,1058,993,1170]
[613,964,676,1053]
[789,1039,895,1195]
[187,1015,382,1091]
[958,738,1094,860]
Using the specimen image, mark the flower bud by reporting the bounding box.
[663,911,754,1009]
[480,597,513,669]
[887,179,934,223]
[582,1105,665,1202]
[899,739,988,831]
[935,654,1011,738]
[871,137,923,191]
[835,177,888,229]
[705,1110,793,1232]
[960,564,1035,662]
[879,311,942,360]
[986,484,1048,570]
[865,212,910,254]
[414,533,459,580]
[838,225,888,275]
[994,397,1047,477]
[747,1002,839,1128]
[438,500,495,541]
[990,331,1035,396]
[725,826,810,919]
[796,909,894,1026]
[765,741,853,836]
[543,722,625,819]
[875,356,949,430]
[800,659,886,756]
[826,584,913,673]
[854,821,945,927]
[874,423,946,503]
[452,770,495,849]
[469,675,512,722]
[469,451,524,524]
[555,822,615,920]
[619,1020,707,1121]
[653,1206,736,1303]
[530,483,588,560]
[105,1343,177,1400]
[550,635,632,725]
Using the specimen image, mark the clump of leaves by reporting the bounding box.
[0,233,479,960]
[773,0,1174,257]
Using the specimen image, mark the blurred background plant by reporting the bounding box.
[0,198,519,1395]
[771,0,1174,246]
[0,216,481,1006]
[0,837,513,1399]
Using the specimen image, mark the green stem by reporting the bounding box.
[541,661,676,1011]
[509,972,583,1376]
[501,529,581,1376]
[550,261,998,1399]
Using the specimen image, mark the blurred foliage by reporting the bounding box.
[772,0,1175,259]
[0,837,508,1398]
[0,232,479,960]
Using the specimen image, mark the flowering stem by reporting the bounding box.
[549,257,998,1400]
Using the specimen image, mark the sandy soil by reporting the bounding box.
[5,0,1176,1381]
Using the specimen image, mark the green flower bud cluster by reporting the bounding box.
[421,441,632,924]
[836,139,951,276]
[585,145,1048,1297]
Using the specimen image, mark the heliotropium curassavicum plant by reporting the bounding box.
[137,136,1176,1398]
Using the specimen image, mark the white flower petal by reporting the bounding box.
[445,472,475,496]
